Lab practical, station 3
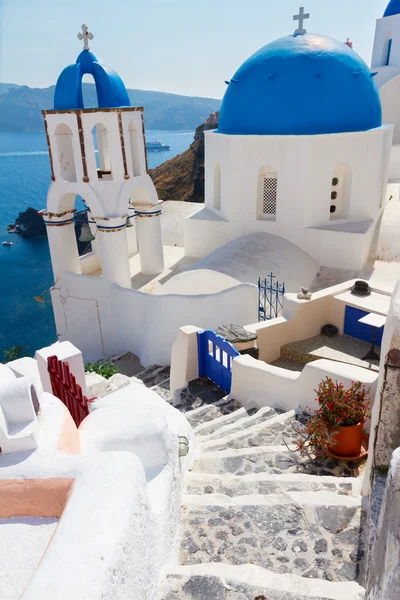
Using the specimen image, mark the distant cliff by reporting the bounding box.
[149,112,219,203]
[0,83,220,132]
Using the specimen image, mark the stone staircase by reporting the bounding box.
[159,386,366,600]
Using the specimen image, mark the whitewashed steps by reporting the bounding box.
[200,410,296,451]
[185,398,242,429]
[160,564,365,600]
[179,492,363,583]
[193,407,252,436]
[193,446,364,479]
[196,406,277,440]
[185,472,360,498]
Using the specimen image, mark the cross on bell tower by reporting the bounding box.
[293,7,310,36]
[77,24,94,50]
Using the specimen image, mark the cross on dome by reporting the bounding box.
[77,24,94,50]
[293,6,310,36]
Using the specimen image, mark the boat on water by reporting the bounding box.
[2,240,12,246]
[146,140,171,152]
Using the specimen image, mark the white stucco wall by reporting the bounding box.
[230,355,378,413]
[378,76,400,145]
[21,453,159,600]
[0,377,39,454]
[50,270,257,365]
[161,201,203,247]
[185,126,393,270]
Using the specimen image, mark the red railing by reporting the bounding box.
[47,355,93,427]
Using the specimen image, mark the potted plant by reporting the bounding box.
[292,378,371,458]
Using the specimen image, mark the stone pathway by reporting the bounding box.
[157,379,366,600]
[280,334,380,372]
[85,361,366,599]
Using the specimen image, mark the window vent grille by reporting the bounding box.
[262,176,277,215]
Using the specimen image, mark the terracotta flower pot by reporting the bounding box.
[329,422,364,458]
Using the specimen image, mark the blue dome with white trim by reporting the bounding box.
[54,49,131,110]
[218,33,382,136]
[384,0,400,17]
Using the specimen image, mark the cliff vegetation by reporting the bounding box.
[149,112,219,203]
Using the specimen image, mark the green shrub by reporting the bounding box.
[85,361,119,380]
[3,345,30,363]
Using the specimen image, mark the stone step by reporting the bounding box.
[196,406,276,440]
[193,407,252,437]
[185,472,361,498]
[135,364,171,387]
[160,564,365,600]
[199,410,297,451]
[178,492,363,583]
[193,446,366,479]
[185,398,242,429]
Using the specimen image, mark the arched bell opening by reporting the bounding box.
[55,124,77,183]
[92,123,113,180]
[128,121,143,177]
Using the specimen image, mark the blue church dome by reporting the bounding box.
[54,49,131,110]
[218,34,382,136]
[384,0,400,17]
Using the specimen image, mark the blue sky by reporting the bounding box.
[0,0,391,98]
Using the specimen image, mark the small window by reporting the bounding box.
[385,37,393,66]
[262,176,277,215]
[258,166,277,220]
[330,164,352,220]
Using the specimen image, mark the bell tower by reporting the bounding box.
[42,25,165,289]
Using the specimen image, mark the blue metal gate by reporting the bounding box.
[258,273,285,322]
[197,330,240,394]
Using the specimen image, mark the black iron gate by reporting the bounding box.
[258,273,285,322]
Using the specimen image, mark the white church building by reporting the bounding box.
[371,0,400,178]
[41,12,396,366]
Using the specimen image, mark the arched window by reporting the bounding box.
[383,33,393,66]
[128,122,142,177]
[92,123,113,180]
[214,162,221,210]
[257,166,278,220]
[330,164,352,220]
[55,124,77,183]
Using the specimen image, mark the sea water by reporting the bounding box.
[0,130,194,358]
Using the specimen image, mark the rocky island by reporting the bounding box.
[8,207,46,237]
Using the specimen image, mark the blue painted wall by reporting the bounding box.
[344,306,384,346]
